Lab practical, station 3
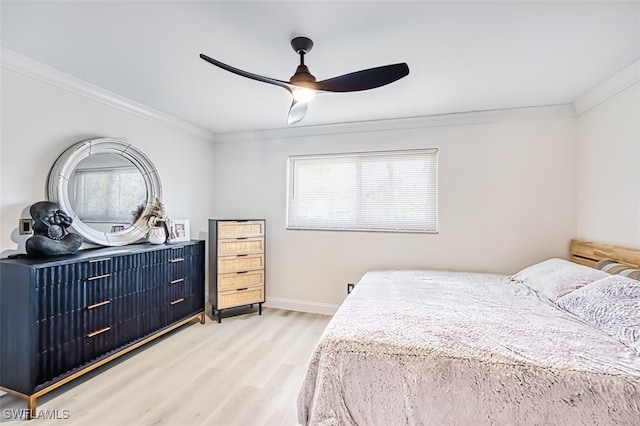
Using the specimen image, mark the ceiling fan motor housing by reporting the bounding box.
[290,64,316,86]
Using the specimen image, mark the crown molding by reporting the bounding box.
[213,103,576,144]
[574,59,640,115]
[1,47,215,142]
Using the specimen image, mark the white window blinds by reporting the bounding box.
[73,167,146,223]
[287,149,438,233]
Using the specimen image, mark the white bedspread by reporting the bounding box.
[297,270,640,425]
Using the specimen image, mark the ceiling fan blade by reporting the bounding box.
[200,54,293,92]
[314,63,409,92]
[287,99,308,125]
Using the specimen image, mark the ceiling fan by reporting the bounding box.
[200,36,409,125]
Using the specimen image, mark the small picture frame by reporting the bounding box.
[168,219,190,243]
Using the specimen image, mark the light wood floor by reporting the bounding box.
[0,308,332,425]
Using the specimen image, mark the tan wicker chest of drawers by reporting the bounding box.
[209,219,265,323]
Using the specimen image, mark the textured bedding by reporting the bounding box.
[297,270,640,425]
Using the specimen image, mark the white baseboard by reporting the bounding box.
[264,297,338,316]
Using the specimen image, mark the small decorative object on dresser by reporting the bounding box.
[168,219,190,243]
[147,225,166,244]
[132,197,167,244]
[209,219,265,323]
[25,201,82,257]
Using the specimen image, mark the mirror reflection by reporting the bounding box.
[67,153,146,233]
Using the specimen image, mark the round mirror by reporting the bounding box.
[48,137,163,246]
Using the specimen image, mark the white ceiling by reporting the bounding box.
[2,1,639,135]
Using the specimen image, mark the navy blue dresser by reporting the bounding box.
[0,240,205,417]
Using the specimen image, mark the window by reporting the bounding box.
[287,149,438,233]
[73,167,146,223]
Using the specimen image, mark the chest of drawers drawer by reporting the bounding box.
[218,238,264,256]
[218,254,264,274]
[217,220,265,239]
[218,286,264,309]
[218,270,264,292]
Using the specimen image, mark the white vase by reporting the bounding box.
[148,226,166,244]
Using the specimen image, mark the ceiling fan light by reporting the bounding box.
[292,88,316,103]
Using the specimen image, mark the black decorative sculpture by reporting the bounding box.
[25,201,83,257]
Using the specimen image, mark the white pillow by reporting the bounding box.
[556,275,640,353]
[511,258,609,301]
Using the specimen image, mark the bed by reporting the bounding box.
[297,239,640,425]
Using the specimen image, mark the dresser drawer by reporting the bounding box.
[218,238,264,256]
[34,256,135,289]
[218,286,264,309]
[166,244,192,260]
[164,292,200,324]
[83,324,116,363]
[217,221,264,239]
[37,311,83,353]
[218,270,264,292]
[167,256,188,281]
[218,254,264,274]
[35,337,85,386]
[37,280,84,320]
[81,255,140,280]
[84,300,114,337]
[166,276,190,302]
[139,246,195,266]
[83,270,137,307]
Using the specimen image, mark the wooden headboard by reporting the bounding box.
[570,239,640,268]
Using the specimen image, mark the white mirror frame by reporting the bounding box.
[48,137,163,246]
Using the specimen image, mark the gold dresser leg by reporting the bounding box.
[200,312,206,324]
[28,395,37,420]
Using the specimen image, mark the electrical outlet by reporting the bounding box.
[19,218,33,235]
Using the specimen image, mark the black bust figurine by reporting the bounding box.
[25,201,83,257]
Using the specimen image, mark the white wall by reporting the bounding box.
[212,115,578,312]
[0,68,215,257]
[576,82,640,247]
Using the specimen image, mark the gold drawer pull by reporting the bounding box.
[171,278,184,284]
[237,287,248,291]
[87,300,111,310]
[170,298,185,305]
[170,246,183,250]
[87,326,111,338]
[89,257,112,263]
[169,258,184,263]
[87,273,111,281]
